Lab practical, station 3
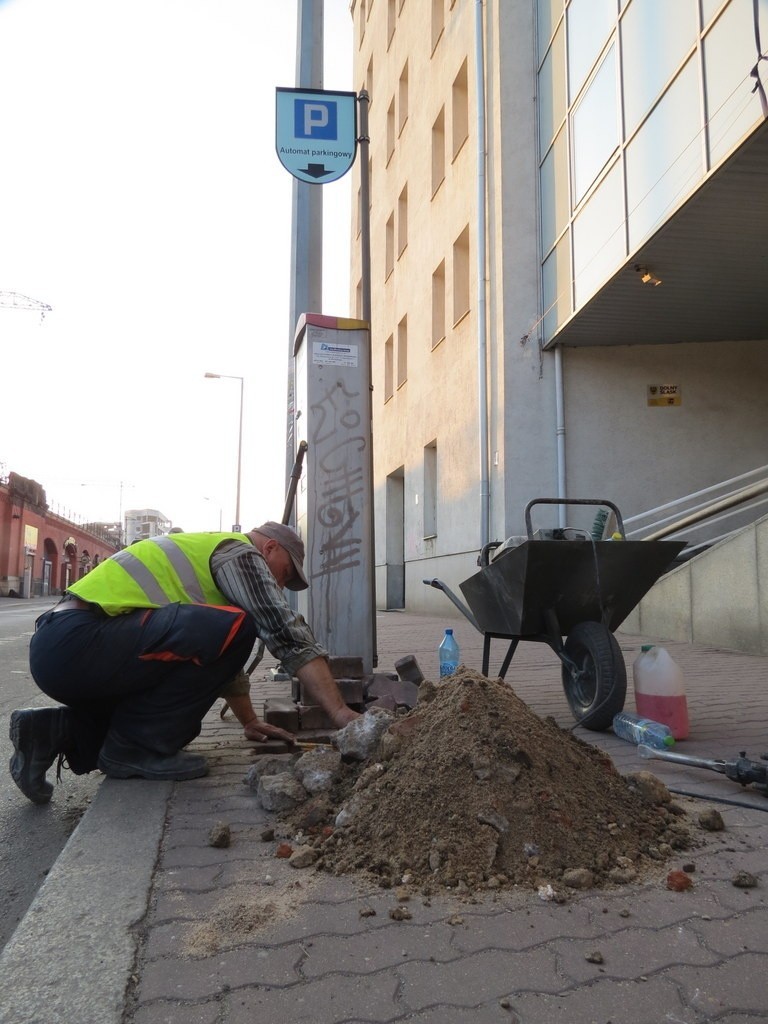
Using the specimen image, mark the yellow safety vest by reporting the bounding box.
[69,532,250,616]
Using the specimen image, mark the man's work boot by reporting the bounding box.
[9,707,74,805]
[97,733,208,782]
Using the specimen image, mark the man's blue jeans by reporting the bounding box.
[29,602,256,772]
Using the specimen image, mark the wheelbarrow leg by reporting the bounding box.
[498,639,519,680]
[482,635,492,676]
[482,635,519,679]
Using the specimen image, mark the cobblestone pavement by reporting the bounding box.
[125,612,768,1024]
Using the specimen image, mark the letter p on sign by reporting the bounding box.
[295,99,337,140]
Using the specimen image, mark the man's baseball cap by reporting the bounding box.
[254,522,309,591]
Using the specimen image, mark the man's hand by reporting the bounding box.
[243,718,296,744]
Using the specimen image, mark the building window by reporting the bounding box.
[451,59,469,159]
[621,0,696,138]
[398,60,409,135]
[359,0,366,43]
[384,334,394,401]
[432,260,446,348]
[356,278,363,319]
[366,56,374,106]
[388,0,396,46]
[571,45,618,206]
[566,0,614,101]
[397,184,408,256]
[431,0,444,53]
[424,440,437,538]
[387,97,395,164]
[431,106,445,195]
[385,212,395,279]
[397,315,408,388]
[452,225,470,324]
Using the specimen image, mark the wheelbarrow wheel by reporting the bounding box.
[561,621,626,731]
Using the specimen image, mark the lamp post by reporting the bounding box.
[204,372,244,531]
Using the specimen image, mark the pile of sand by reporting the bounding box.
[285,669,692,894]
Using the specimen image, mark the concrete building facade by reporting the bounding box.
[349,0,768,615]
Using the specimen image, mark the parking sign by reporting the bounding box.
[276,88,357,184]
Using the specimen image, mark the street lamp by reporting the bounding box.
[204,372,244,531]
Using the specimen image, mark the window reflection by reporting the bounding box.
[626,57,701,250]
[621,0,697,138]
[567,0,615,101]
[573,161,624,306]
[572,46,618,205]
[705,0,768,166]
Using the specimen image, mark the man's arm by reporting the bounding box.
[211,542,361,729]
[225,692,297,743]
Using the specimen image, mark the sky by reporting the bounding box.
[0,0,353,533]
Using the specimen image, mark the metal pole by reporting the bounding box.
[234,376,243,532]
[357,89,376,664]
[286,0,324,508]
[358,90,371,324]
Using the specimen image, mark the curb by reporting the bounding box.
[0,778,171,1024]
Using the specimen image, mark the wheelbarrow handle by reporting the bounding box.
[524,498,626,540]
[423,578,482,633]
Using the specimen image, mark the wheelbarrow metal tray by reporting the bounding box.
[458,539,685,637]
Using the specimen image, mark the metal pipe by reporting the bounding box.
[643,478,768,541]
[475,0,490,548]
[554,345,566,528]
[624,464,768,526]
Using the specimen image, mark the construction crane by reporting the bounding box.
[0,290,52,321]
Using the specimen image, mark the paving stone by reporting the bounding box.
[398,1008,520,1024]
[449,902,601,954]
[511,975,687,1024]
[154,864,223,892]
[300,921,457,977]
[263,697,300,731]
[398,947,563,1009]
[686,907,768,955]
[557,920,720,983]
[328,655,364,679]
[225,969,401,1024]
[669,953,768,1016]
[131,1000,222,1024]
[137,943,303,1001]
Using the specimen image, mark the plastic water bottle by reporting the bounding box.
[612,711,675,749]
[633,644,689,739]
[438,628,460,678]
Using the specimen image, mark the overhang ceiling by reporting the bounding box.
[546,117,768,349]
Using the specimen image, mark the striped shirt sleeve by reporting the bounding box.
[210,540,327,675]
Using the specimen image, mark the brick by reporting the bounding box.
[263,696,299,731]
[394,654,425,684]
[297,704,337,730]
[297,676,364,705]
[365,674,420,709]
[329,655,364,678]
[366,694,398,711]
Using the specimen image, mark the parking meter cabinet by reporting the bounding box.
[293,314,375,674]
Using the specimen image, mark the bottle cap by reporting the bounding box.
[641,644,654,652]
[445,628,453,635]
[663,736,675,747]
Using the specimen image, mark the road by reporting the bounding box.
[0,597,101,950]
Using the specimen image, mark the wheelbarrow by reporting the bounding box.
[423,498,685,731]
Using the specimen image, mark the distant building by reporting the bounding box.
[124,509,172,545]
[0,472,118,597]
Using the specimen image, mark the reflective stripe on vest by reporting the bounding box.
[68,531,249,615]
[111,537,206,605]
